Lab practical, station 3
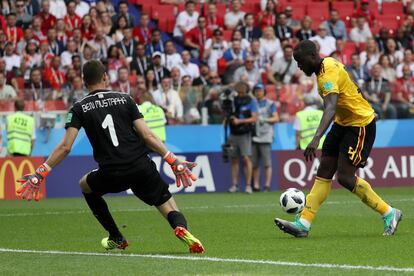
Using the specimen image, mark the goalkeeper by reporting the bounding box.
[16,60,204,253]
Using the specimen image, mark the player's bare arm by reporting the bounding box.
[133,118,197,188]
[16,127,79,201]
[304,93,337,162]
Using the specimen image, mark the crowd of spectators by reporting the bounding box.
[0,0,414,124]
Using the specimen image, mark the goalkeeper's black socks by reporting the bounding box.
[167,211,188,229]
[83,192,123,238]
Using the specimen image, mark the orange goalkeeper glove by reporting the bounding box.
[16,163,50,201]
[164,151,197,188]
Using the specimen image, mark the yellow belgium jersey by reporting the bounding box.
[317,57,375,127]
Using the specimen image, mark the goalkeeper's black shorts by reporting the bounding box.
[86,156,172,206]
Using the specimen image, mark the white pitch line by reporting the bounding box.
[0,248,413,273]
[0,198,413,218]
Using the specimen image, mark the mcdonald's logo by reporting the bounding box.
[0,157,45,200]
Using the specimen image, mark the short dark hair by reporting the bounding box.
[294,40,318,57]
[118,0,128,7]
[185,0,195,7]
[82,60,106,86]
[15,99,25,111]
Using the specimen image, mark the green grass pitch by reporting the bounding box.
[0,187,413,275]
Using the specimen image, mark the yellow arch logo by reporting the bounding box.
[0,159,35,199]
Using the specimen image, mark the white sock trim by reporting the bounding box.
[383,206,393,217]
[163,151,171,159]
[299,218,311,229]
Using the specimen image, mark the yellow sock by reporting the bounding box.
[300,177,332,225]
[353,177,391,216]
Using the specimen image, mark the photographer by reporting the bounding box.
[226,82,257,194]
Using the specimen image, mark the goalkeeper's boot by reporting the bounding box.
[383,208,402,236]
[274,215,309,238]
[101,236,129,250]
[175,226,205,253]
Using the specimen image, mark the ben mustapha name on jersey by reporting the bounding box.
[81,96,128,113]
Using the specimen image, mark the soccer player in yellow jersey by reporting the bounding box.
[275,40,402,237]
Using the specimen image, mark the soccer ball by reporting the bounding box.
[279,188,306,214]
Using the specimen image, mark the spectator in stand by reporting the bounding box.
[0,0,13,15]
[173,0,199,41]
[259,26,281,64]
[0,71,17,101]
[204,87,223,124]
[310,25,336,57]
[384,38,404,68]
[184,16,212,60]
[376,27,389,53]
[350,16,372,44]
[225,0,245,30]
[16,28,34,55]
[393,64,414,118]
[46,28,64,56]
[145,29,165,57]
[360,37,381,71]
[178,50,200,81]
[71,28,84,49]
[252,83,278,192]
[363,64,396,119]
[296,16,315,41]
[96,0,115,16]
[3,42,21,74]
[274,13,293,41]
[5,13,24,47]
[88,26,115,60]
[24,67,54,100]
[44,55,66,92]
[0,30,5,57]
[111,15,128,43]
[257,0,277,30]
[233,56,261,88]
[132,13,152,45]
[88,7,99,28]
[31,16,47,42]
[193,62,209,87]
[132,75,146,103]
[26,0,41,16]
[15,0,32,28]
[284,6,300,32]
[240,13,262,43]
[395,27,412,50]
[39,40,54,68]
[149,51,171,88]
[268,44,299,85]
[230,30,250,51]
[61,40,78,70]
[79,43,95,65]
[71,54,82,76]
[116,28,136,60]
[74,0,89,18]
[179,75,201,124]
[334,39,353,66]
[170,67,181,91]
[205,3,224,31]
[152,76,183,124]
[131,43,152,76]
[346,53,370,88]
[249,39,266,70]
[379,54,397,83]
[21,40,42,79]
[353,0,377,27]
[204,28,228,73]
[55,19,68,45]
[161,41,182,71]
[38,0,57,33]
[396,49,414,78]
[80,14,96,41]
[49,0,67,19]
[111,0,135,28]
[107,45,126,83]
[96,11,112,36]
[145,69,156,93]
[111,67,135,96]
[323,9,347,41]
[223,39,247,65]
[65,75,86,106]
[64,0,82,32]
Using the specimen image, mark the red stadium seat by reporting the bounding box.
[261,71,268,84]
[307,2,329,20]
[216,3,227,15]
[223,30,232,41]
[157,17,169,32]
[44,101,66,111]
[344,41,357,53]
[265,84,277,101]
[381,2,404,15]
[287,3,306,20]
[331,2,356,19]
[151,5,175,21]
[377,15,401,31]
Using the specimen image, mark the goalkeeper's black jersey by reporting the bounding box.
[65,89,147,170]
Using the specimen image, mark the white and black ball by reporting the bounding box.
[279,188,306,214]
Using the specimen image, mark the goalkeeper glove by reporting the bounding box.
[164,151,197,188]
[16,163,51,201]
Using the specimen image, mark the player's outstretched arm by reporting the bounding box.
[133,118,197,188]
[16,127,79,201]
[304,93,338,162]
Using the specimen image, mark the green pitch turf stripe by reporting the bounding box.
[0,248,413,273]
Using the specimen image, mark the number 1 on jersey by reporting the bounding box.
[102,114,119,147]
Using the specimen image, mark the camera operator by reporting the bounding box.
[227,81,257,194]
